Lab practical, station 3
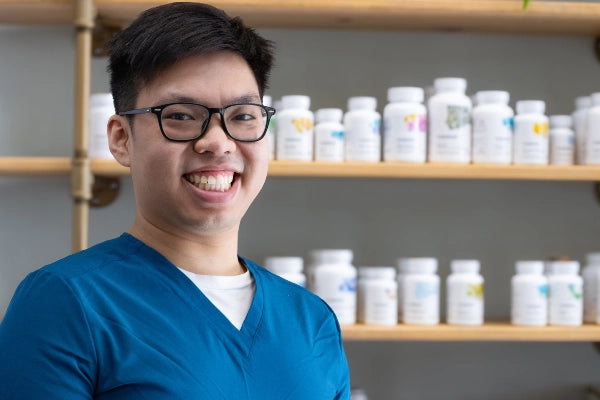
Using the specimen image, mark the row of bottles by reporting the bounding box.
[264,77,598,166]
[264,251,598,327]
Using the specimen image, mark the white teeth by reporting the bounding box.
[187,174,234,192]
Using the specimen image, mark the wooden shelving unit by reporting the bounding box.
[2,0,600,342]
[342,322,600,342]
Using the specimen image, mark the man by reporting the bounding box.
[0,3,350,399]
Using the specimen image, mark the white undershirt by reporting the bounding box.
[177,267,255,330]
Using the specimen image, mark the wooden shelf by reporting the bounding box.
[342,322,600,341]
[91,159,600,181]
[0,157,71,176]
[2,1,600,36]
[96,0,600,35]
[2,158,599,181]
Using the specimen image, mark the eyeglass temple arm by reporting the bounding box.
[118,107,153,116]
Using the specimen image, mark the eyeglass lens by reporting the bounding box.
[160,103,268,141]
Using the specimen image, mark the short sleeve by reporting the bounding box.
[0,270,96,399]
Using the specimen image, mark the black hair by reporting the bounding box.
[108,2,275,113]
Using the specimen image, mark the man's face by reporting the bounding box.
[111,51,269,238]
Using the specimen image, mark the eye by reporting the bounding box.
[232,112,256,122]
[165,112,194,121]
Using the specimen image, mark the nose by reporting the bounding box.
[192,113,236,155]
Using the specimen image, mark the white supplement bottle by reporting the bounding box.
[471,90,514,164]
[446,259,484,326]
[357,266,398,325]
[263,256,306,287]
[396,258,410,323]
[427,77,472,163]
[276,95,314,161]
[511,261,548,326]
[583,252,600,323]
[547,260,582,326]
[89,93,115,159]
[343,96,381,162]
[513,100,549,165]
[572,96,591,165]
[314,108,344,162]
[549,115,575,165]
[383,87,427,162]
[585,92,600,165]
[262,95,275,161]
[310,249,357,325]
[401,257,440,325]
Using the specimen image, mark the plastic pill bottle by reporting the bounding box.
[383,86,427,162]
[427,77,472,163]
[511,261,548,326]
[276,95,314,161]
[314,108,344,162]
[89,93,115,159]
[446,259,484,326]
[513,100,549,165]
[572,96,591,165]
[357,266,398,325]
[264,256,306,287]
[582,252,600,323]
[262,95,275,161]
[585,92,600,165]
[547,260,582,326]
[401,257,440,325]
[343,96,381,162]
[310,249,357,325]
[549,115,575,166]
[471,90,513,164]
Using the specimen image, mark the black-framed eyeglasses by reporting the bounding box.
[119,102,276,143]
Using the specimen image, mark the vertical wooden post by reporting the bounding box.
[72,0,95,252]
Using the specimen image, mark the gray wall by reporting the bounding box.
[1,24,600,399]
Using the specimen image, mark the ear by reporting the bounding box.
[107,115,132,167]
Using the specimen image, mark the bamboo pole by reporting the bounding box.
[71,0,95,252]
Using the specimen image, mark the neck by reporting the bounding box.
[128,218,244,276]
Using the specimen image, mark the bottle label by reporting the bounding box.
[549,281,582,326]
[315,126,344,162]
[383,112,426,162]
[513,119,549,164]
[428,103,471,163]
[345,115,381,162]
[472,114,513,164]
[403,280,439,324]
[312,270,357,325]
[276,114,314,161]
[447,281,484,325]
[357,282,398,325]
[512,282,548,325]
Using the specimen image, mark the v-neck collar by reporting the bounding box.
[120,233,264,357]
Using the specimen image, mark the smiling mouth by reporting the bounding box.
[184,173,236,192]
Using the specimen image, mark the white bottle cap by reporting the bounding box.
[515,260,545,274]
[591,93,600,107]
[387,87,424,103]
[262,95,272,107]
[90,93,114,108]
[585,252,600,265]
[433,77,467,94]
[358,266,396,280]
[516,100,545,115]
[548,260,580,275]
[450,259,481,274]
[315,108,343,123]
[574,96,591,110]
[476,90,509,105]
[549,115,573,129]
[281,95,310,110]
[397,257,438,274]
[264,257,303,274]
[347,96,377,111]
[310,249,354,264]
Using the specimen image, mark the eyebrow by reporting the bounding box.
[157,93,262,106]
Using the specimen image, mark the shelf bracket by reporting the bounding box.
[92,22,120,57]
[90,176,120,207]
